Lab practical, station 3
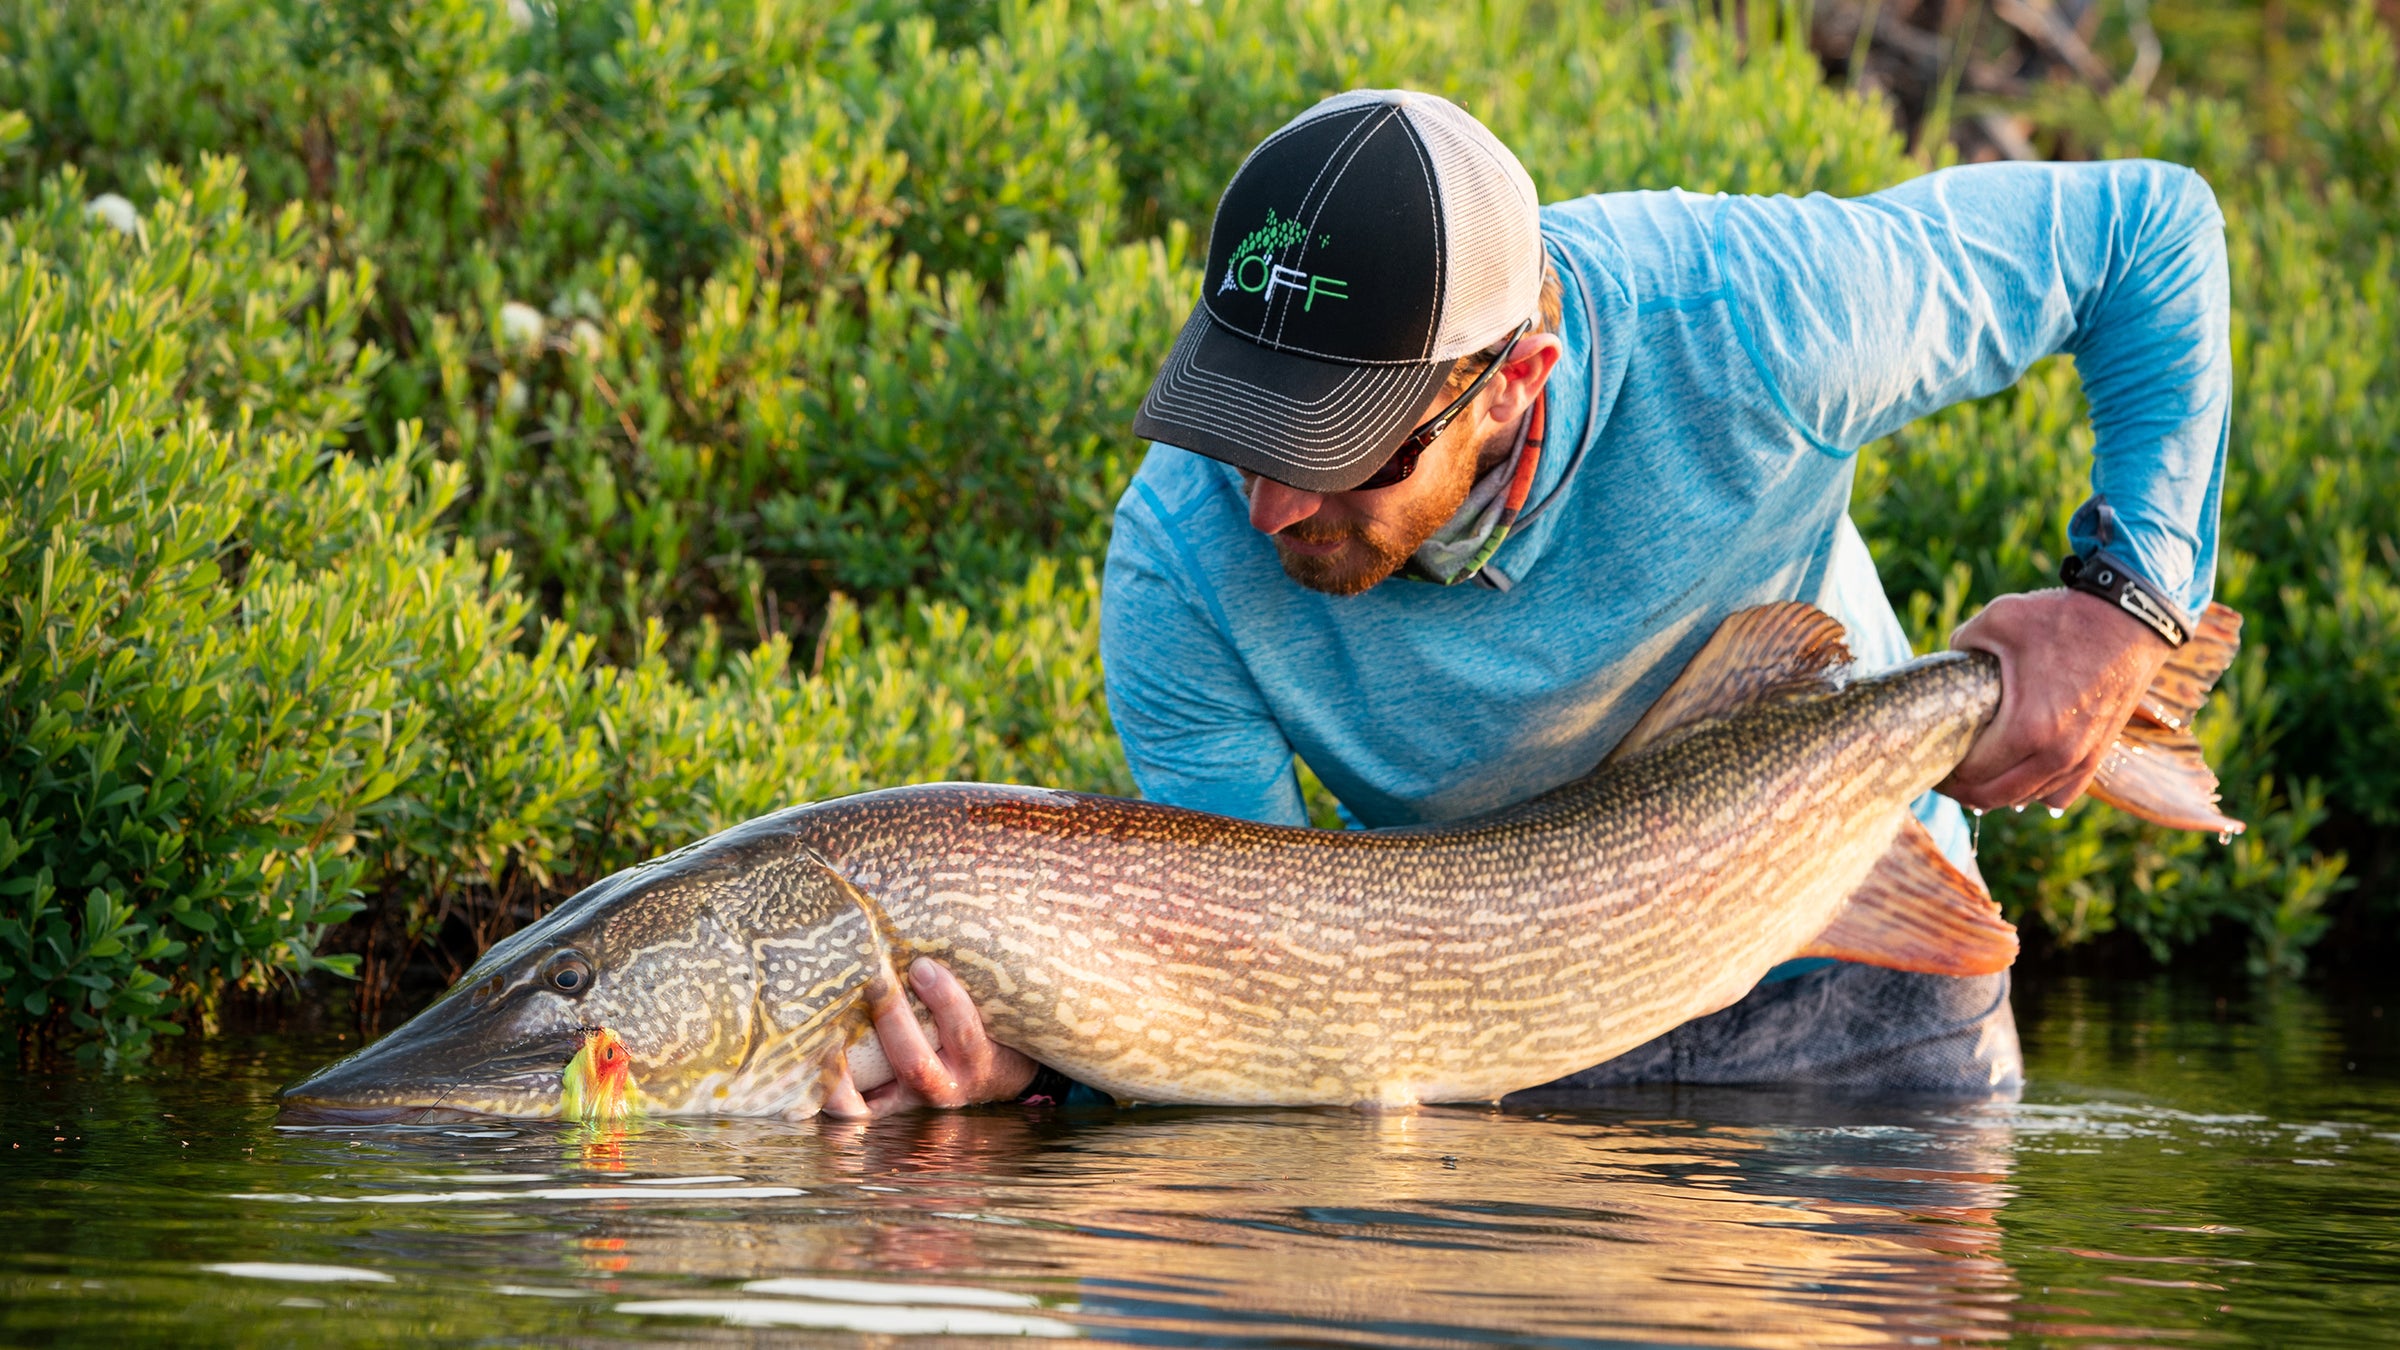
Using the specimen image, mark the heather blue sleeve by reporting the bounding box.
[1101,475,1309,826]
[1716,160,2230,613]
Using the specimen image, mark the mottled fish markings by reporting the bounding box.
[283,603,2246,1121]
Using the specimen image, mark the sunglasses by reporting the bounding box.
[1345,317,1533,491]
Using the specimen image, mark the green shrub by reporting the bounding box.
[0,0,1932,652]
[1,0,2395,1056]
[0,159,1125,1059]
[1,160,441,1053]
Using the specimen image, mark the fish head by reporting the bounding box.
[282,820,890,1122]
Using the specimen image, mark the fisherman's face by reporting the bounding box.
[1243,394,1515,596]
[1241,331,1562,596]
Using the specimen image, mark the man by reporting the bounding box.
[822,89,2228,1115]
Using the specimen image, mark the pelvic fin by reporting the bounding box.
[1799,816,2018,976]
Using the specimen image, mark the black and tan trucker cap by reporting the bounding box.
[1133,89,1543,492]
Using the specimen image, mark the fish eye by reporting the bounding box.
[544,951,594,996]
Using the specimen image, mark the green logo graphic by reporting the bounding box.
[1219,208,1349,311]
[1229,208,1307,267]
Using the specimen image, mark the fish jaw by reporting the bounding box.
[279,1016,585,1123]
[278,930,601,1122]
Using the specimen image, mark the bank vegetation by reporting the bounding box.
[1,0,2392,1057]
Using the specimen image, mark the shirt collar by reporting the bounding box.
[1407,392,1546,586]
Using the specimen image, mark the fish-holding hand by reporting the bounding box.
[820,958,1038,1119]
[1941,588,2175,812]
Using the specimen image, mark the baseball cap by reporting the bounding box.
[1133,89,1544,492]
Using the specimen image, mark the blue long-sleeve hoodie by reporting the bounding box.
[1101,160,2230,875]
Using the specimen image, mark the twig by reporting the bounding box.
[1920,3,1986,157]
[1849,0,1888,87]
[2122,0,2161,97]
[583,368,645,449]
[1991,0,2116,87]
[1976,111,2043,160]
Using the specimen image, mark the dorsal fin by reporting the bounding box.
[2087,601,2245,835]
[1604,603,1854,765]
[1799,816,2018,976]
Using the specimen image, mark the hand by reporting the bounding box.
[820,957,1038,1119]
[1939,587,2174,812]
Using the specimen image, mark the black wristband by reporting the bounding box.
[2060,549,2190,647]
[1014,1064,1079,1105]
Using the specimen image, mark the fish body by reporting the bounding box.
[283,604,2240,1121]
[807,654,1985,1107]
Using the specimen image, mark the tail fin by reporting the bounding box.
[2085,602,2244,835]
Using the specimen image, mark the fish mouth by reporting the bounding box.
[279,1028,585,1123]
[273,1098,515,1126]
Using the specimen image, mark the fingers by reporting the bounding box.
[825,960,1045,1122]
[910,959,992,1080]
[2035,739,2110,810]
[1940,716,2046,811]
[912,959,1041,1104]
[819,1050,872,1121]
[1944,728,2109,812]
[867,968,961,1108]
[1943,755,2037,812]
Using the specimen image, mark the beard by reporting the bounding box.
[1271,418,1513,597]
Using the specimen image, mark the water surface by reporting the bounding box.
[4,976,2393,1346]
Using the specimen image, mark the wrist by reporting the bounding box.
[2060,548,2191,648]
[2057,583,2177,659]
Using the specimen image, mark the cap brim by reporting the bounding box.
[1132,303,1450,493]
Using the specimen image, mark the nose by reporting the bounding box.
[1248,476,1326,536]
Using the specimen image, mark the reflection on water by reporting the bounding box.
[2,975,2393,1347]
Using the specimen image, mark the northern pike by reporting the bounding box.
[284,603,2244,1121]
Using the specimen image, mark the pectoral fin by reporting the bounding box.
[1799,816,2018,976]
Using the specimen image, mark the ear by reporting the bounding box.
[1483,331,1562,426]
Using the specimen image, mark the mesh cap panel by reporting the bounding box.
[1407,97,1544,358]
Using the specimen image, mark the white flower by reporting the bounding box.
[503,0,535,32]
[497,301,547,352]
[568,319,605,361]
[84,193,141,237]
